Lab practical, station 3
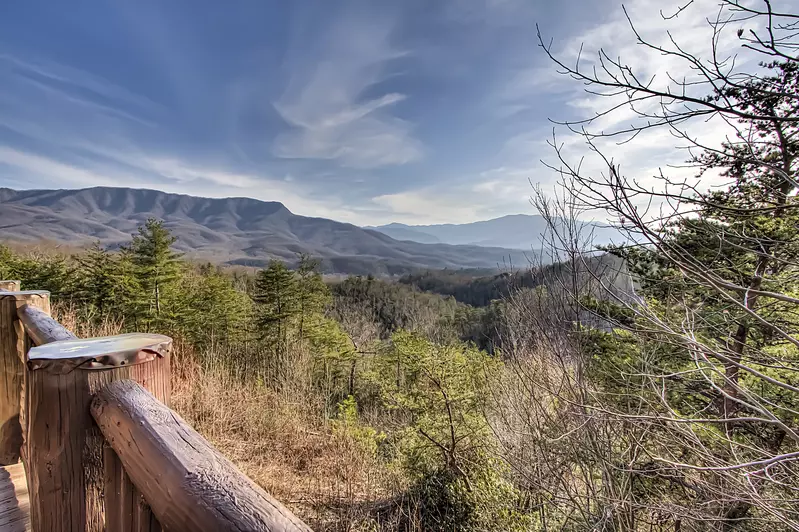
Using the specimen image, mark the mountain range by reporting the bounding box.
[0,187,532,275]
[367,215,620,249]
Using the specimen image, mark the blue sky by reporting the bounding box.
[0,0,763,225]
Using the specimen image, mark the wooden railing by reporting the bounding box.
[0,283,312,532]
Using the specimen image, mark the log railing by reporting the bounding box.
[0,284,312,532]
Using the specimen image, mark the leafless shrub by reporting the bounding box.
[493,1,799,528]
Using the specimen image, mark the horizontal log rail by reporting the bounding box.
[17,304,76,347]
[93,380,312,532]
[0,281,312,532]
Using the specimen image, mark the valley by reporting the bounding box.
[0,186,529,275]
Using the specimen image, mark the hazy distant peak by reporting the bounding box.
[368,215,619,250]
[0,186,524,275]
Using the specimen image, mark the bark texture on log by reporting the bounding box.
[16,304,76,347]
[0,291,49,466]
[23,338,170,532]
[92,380,313,532]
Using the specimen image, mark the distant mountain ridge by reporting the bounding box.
[0,187,526,275]
[369,223,443,244]
[368,215,620,249]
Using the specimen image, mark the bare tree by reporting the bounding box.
[494,1,799,529]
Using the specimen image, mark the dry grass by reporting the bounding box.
[53,305,410,530]
[170,344,404,530]
[1,238,90,257]
[53,303,125,338]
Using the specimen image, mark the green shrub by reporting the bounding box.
[408,464,531,532]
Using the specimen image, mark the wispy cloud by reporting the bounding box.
[0,52,164,159]
[372,168,535,225]
[0,146,113,188]
[478,0,767,216]
[0,144,373,224]
[1,0,761,227]
[372,189,487,224]
[272,7,422,169]
[0,53,160,114]
[0,44,381,223]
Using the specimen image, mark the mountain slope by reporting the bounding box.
[0,187,526,275]
[368,223,442,244]
[369,214,620,249]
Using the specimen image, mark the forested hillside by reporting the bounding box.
[398,253,634,307]
[0,223,530,530]
[0,187,524,275]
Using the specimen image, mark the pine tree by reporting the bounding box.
[0,245,14,280]
[609,61,799,417]
[372,331,528,532]
[74,242,120,315]
[583,60,799,526]
[9,252,73,299]
[296,254,331,340]
[126,219,183,325]
[177,267,253,347]
[252,260,300,377]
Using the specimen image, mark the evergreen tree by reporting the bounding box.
[252,260,300,375]
[177,267,253,348]
[295,254,331,340]
[8,252,73,299]
[372,332,529,531]
[567,59,799,526]
[607,60,799,420]
[0,245,14,281]
[74,242,121,315]
[126,219,182,325]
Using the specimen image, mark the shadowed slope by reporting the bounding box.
[0,187,525,274]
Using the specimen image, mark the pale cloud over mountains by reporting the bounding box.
[0,0,785,225]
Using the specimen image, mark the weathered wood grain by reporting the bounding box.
[92,380,313,532]
[0,462,31,532]
[104,444,160,532]
[0,283,20,292]
[23,335,171,532]
[16,304,76,348]
[0,292,49,466]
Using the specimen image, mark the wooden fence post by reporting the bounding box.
[17,322,172,532]
[0,290,49,465]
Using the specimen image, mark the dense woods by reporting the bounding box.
[0,231,528,530]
